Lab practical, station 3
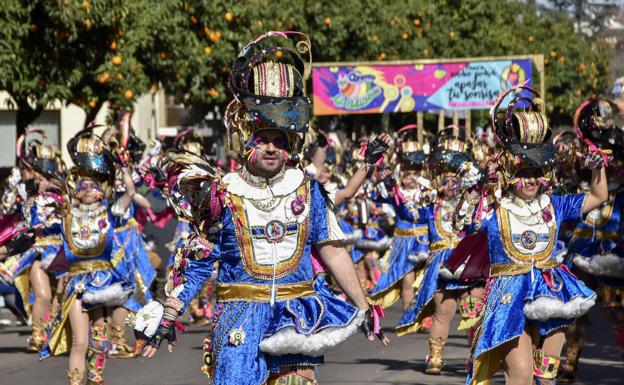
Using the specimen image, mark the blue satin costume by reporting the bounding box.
[40,200,135,359]
[567,192,624,288]
[111,201,156,312]
[371,209,429,309]
[167,171,362,385]
[466,194,596,385]
[396,201,468,335]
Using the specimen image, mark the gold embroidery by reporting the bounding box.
[217,281,315,302]
[395,226,428,237]
[64,211,109,258]
[227,181,310,280]
[490,260,559,277]
[583,194,614,228]
[497,206,555,264]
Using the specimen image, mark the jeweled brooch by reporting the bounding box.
[229,327,246,346]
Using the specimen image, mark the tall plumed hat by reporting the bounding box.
[397,124,429,168]
[491,85,555,184]
[225,31,312,157]
[574,98,624,165]
[431,125,471,177]
[16,128,66,179]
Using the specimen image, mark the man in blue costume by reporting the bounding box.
[134,31,387,385]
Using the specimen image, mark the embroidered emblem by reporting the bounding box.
[228,327,246,346]
[520,230,538,250]
[79,226,92,240]
[265,220,287,243]
[501,294,513,304]
[291,196,305,216]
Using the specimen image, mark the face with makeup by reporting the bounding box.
[438,173,458,200]
[511,167,543,201]
[76,178,103,204]
[246,129,288,178]
[401,168,422,189]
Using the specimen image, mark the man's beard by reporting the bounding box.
[247,149,285,178]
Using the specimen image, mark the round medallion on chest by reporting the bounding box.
[520,230,538,250]
[291,196,305,216]
[79,225,92,240]
[265,220,287,243]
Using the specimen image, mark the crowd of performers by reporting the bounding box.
[0,30,622,385]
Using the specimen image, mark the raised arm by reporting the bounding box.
[582,163,608,214]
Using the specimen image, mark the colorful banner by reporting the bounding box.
[312,58,533,115]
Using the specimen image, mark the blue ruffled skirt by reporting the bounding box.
[207,277,363,385]
[466,265,596,384]
[112,224,156,311]
[396,248,473,335]
[371,235,428,307]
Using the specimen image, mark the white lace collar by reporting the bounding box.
[223,167,304,199]
[500,194,550,217]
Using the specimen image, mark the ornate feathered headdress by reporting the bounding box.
[225,31,312,158]
[16,128,65,180]
[491,85,555,187]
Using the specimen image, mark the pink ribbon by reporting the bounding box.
[392,185,406,205]
[371,304,385,335]
[583,138,610,167]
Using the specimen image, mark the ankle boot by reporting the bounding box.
[27,319,46,352]
[67,369,85,385]
[108,325,134,358]
[425,336,446,375]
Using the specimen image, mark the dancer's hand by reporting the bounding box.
[360,307,390,346]
[142,320,178,357]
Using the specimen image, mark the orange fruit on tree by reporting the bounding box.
[413,19,421,26]
[82,1,90,11]
[401,32,409,40]
[112,56,122,65]
[204,46,212,55]
[84,18,92,29]
[225,12,233,22]
[124,90,134,99]
[98,73,110,84]
[324,17,332,26]
[449,31,456,39]
[89,100,97,108]
[379,52,386,60]
[208,88,218,97]
[160,52,168,59]
[110,41,117,50]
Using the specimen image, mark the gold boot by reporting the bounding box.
[27,320,46,353]
[108,325,135,358]
[67,369,85,385]
[425,336,446,375]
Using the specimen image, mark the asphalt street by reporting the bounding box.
[0,304,622,384]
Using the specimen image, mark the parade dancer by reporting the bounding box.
[135,31,387,385]
[456,86,603,385]
[39,131,135,385]
[395,125,484,375]
[371,124,432,311]
[559,99,624,382]
[0,129,66,352]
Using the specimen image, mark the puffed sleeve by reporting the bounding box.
[309,180,345,245]
[167,239,221,315]
[551,194,587,223]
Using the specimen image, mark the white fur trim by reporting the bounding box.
[259,310,365,356]
[555,247,568,265]
[355,236,391,251]
[408,252,429,263]
[523,295,596,321]
[439,264,464,281]
[81,283,133,306]
[573,253,624,278]
[133,301,164,338]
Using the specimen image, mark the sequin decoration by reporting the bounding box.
[228,327,246,346]
[79,226,92,240]
[291,196,305,216]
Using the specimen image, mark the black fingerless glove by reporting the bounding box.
[5,229,36,256]
[364,137,389,165]
[148,320,177,349]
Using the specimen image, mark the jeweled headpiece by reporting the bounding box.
[574,98,624,165]
[431,125,471,178]
[16,128,65,179]
[67,130,115,184]
[225,31,312,157]
[491,85,555,185]
[397,124,429,168]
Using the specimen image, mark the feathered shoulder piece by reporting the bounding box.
[159,150,224,237]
